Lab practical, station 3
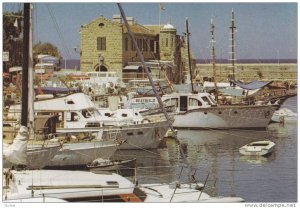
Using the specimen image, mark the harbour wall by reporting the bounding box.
[195,63,297,83]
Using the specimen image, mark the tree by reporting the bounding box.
[33,42,62,65]
[3,11,23,71]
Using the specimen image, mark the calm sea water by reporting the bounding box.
[114,96,297,202]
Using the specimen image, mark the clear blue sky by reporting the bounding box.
[3,2,298,60]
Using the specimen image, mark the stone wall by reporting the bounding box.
[195,63,297,82]
[80,16,123,75]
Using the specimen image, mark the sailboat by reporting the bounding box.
[153,17,279,130]
[3,3,61,170]
[3,3,132,203]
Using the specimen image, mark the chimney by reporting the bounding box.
[126,17,134,25]
[112,14,122,23]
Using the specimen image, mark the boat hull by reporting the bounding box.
[3,144,61,169]
[44,141,118,169]
[102,120,172,150]
[172,105,278,129]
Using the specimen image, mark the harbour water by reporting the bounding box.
[114,96,297,202]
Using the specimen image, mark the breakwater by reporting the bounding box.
[195,63,297,83]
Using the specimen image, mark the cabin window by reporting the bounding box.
[97,37,106,51]
[137,132,143,135]
[67,100,74,104]
[163,98,178,108]
[82,110,92,118]
[85,122,100,127]
[189,98,202,107]
[106,181,119,185]
[67,112,79,122]
[104,113,111,117]
[127,132,134,136]
[125,37,129,51]
[121,113,128,117]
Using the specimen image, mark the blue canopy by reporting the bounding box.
[231,80,273,90]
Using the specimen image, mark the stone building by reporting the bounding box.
[80,15,158,75]
[80,14,196,83]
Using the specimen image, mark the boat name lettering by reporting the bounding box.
[134,98,156,103]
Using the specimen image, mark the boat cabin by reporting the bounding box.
[162,93,217,112]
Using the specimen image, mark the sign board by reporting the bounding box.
[3,51,9,62]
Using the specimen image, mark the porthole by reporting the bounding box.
[234,111,238,114]
[218,111,222,114]
[204,112,207,115]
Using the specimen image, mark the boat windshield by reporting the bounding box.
[82,108,100,118]
[201,96,215,106]
[249,143,269,146]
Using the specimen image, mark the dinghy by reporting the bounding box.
[87,158,136,174]
[239,140,276,156]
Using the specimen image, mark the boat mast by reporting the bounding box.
[229,9,236,81]
[210,18,219,103]
[28,3,35,135]
[21,3,30,127]
[117,3,188,163]
[185,18,194,92]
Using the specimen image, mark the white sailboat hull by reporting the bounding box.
[102,120,172,150]
[173,105,278,129]
[44,141,118,168]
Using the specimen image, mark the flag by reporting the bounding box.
[160,3,165,11]
[13,18,18,28]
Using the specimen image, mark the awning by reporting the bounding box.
[123,65,140,71]
[231,80,273,90]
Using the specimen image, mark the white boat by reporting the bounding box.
[3,168,244,203]
[271,108,297,123]
[7,92,172,150]
[3,126,61,170]
[3,169,137,202]
[239,140,276,156]
[87,158,136,173]
[161,92,278,129]
[44,140,119,169]
[139,182,244,202]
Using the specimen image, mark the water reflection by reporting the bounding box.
[239,153,276,165]
[111,96,297,201]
